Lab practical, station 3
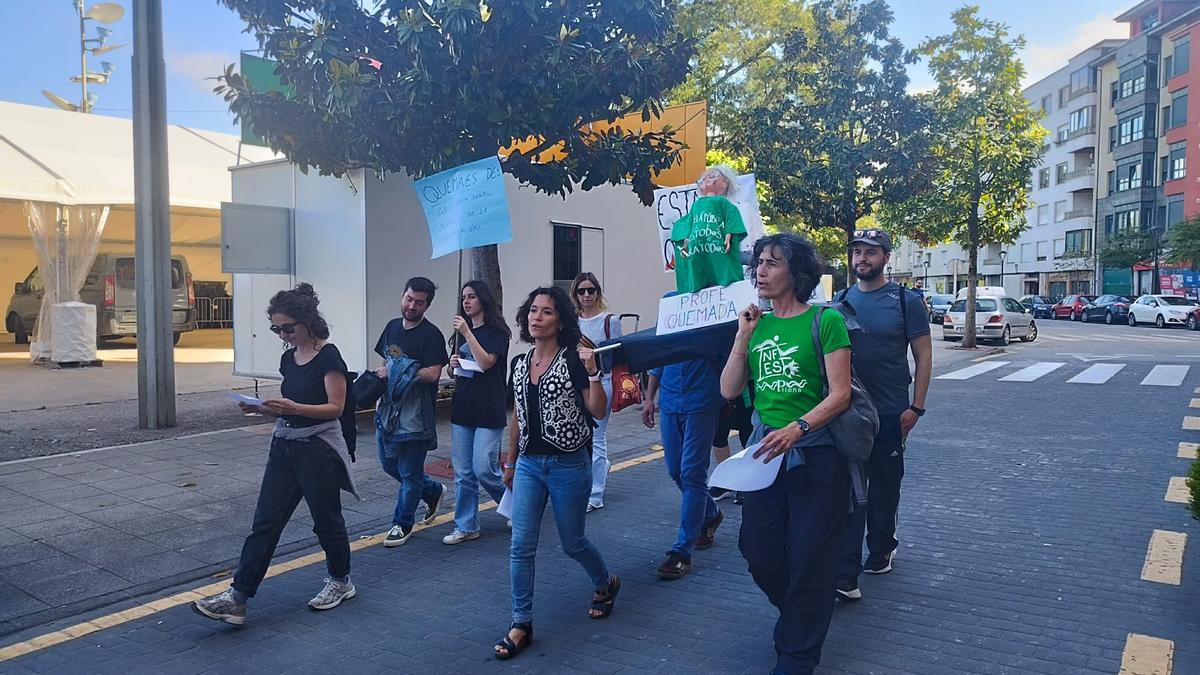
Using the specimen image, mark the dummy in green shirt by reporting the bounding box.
[670,195,747,293]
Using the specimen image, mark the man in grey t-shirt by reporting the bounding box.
[834,228,932,602]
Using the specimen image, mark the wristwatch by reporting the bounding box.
[908,405,926,417]
[795,418,811,434]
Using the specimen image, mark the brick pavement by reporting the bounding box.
[0,345,1197,672]
[0,406,657,636]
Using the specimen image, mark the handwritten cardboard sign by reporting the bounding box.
[414,156,513,259]
[651,174,764,274]
[656,280,758,335]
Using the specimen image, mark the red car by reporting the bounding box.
[1052,294,1096,321]
[1189,307,1200,331]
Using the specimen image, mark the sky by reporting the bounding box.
[0,0,1139,136]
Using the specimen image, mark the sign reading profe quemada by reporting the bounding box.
[656,280,758,336]
[413,156,513,259]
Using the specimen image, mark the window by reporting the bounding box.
[1037,204,1050,225]
[1056,162,1069,183]
[1161,155,1170,184]
[1053,239,1066,258]
[1111,81,1120,106]
[1107,170,1116,195]
[1162,104,1171,131]
[1049,281,1067,297]
[1021,242,1033,262]
[1108,125,1117,149]
[1171,88,1188,128]
[1167,194,1185,228]
[1169,140,1186,181]
[1174,39,1190,77]
[1054,200,1068,222]
[1057,124,1070,143]
[1113,208,1141,233]
[1041,95,1052,113]
[1143,11,1159,32]
[1069,106,1092,132]
[1105,214,1114,235]
[1036,241,1049,261]
[1117,114,1145,145]
[1069,67,1093,95]
[552,224,581,285]
[1038,168,1050,189]
[25,269,43,294]
[1065,229,1091,255]
[1118,63,1147,99]
[1116,160,1142,191]
[1165,55,1175,81]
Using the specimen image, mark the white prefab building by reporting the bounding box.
[890,40,1123,299]
[225,160,675,379]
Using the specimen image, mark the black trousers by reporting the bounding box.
[840,414,904,581]
[233,436,350,597]
[739,444,849,675]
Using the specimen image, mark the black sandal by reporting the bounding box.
[588,575,621,619]
[494,622,533,660]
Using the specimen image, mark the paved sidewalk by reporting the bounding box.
[0,406,657,636]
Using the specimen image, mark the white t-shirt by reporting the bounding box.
[579,312,623,347]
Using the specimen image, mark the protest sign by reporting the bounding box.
[413,156,513,259]
[656,280,758,336]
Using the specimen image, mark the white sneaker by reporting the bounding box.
[383,524,413,547]
[442,529,481,545]
[308,577,356,610]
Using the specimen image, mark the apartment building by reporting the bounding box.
[890,42,1120,298]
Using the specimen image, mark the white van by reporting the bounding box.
[955,286,1007,301]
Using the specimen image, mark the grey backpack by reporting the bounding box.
[810,306,879,461]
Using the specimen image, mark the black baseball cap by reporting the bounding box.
[849,228,892,253]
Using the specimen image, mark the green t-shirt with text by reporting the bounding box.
[670,195,747,293]
[748,307,851,430]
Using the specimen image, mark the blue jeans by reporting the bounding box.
[450,424,507,533]
[589,377,613,508]
[740,444,849,675]
[509,452,610,625]
[377,432,442,529]
[661,407,721,558]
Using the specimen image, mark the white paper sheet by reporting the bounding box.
[225,392,265,406]
[707,443,784,492]
[454,358,484,378]
[497,488,514,519]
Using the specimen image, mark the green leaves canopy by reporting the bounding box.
[214,0,696,205]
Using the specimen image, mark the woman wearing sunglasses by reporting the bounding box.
[569,272,621,512]
[193,283,358,625]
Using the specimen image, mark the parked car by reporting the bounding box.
[927,294,954,324]
[942,296,1037,345]
[1127,294,1200,328]
[1188,306,1200,331]
[6,254,197,345]
[1019,295,1056,319]
[1080,295,1132,324]
[1051,294,1096,321]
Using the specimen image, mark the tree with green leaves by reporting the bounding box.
[1166,216,1200,267]
[670,0,809,148]
[1099,229,1156,293]
[881,6,1046,348]
[214,0,694,299]
[730,0,931,283]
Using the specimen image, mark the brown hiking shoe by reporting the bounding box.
[696,510,724,550]
[656,551,691,580]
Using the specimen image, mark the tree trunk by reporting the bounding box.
[471,244,504,316]
[963,212,980,349]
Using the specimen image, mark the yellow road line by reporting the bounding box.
[1119,633,1174,675]
[1184,417,1200,431]
[1165,478,1190,505]
[0,449,666,662]
[1141,530,1187,585]
[1180,442,1199,459]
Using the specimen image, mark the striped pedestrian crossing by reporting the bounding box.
[936,361,1191,386]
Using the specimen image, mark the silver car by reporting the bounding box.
[942,296,1037,345]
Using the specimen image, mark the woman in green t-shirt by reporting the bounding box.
[719,233,852,675]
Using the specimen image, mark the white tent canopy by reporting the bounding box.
[0,100,276,208]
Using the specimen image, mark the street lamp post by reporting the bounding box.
[922,259,930,292]
[43,2,125,113]
[999,250,1008,288]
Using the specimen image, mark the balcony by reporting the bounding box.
[1067,84,1097,103]
[1055,126,1097,146]
[1062,165,1094,181]
[1064,208,1094,220]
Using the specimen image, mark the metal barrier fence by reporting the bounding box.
[195,297,233,329]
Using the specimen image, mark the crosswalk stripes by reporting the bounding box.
[998,362,1065,382]
[936,361,1193,386]
[1068,363,1126,384]
[1141,365,1191,387]
[934,361,1010,380]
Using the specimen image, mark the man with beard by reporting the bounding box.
[374,277,449,547]
[835,229,932,602]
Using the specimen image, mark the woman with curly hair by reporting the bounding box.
[493,286,618,660]
[193,283,358,626]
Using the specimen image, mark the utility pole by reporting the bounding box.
[132,0,175,428]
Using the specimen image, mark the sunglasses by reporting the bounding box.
[853,229,884,239]
[269,322,298,335]
[575,287,598,296]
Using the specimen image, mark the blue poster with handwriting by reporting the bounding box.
[413,156,513,259]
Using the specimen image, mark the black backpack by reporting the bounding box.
[340,370,359,462]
